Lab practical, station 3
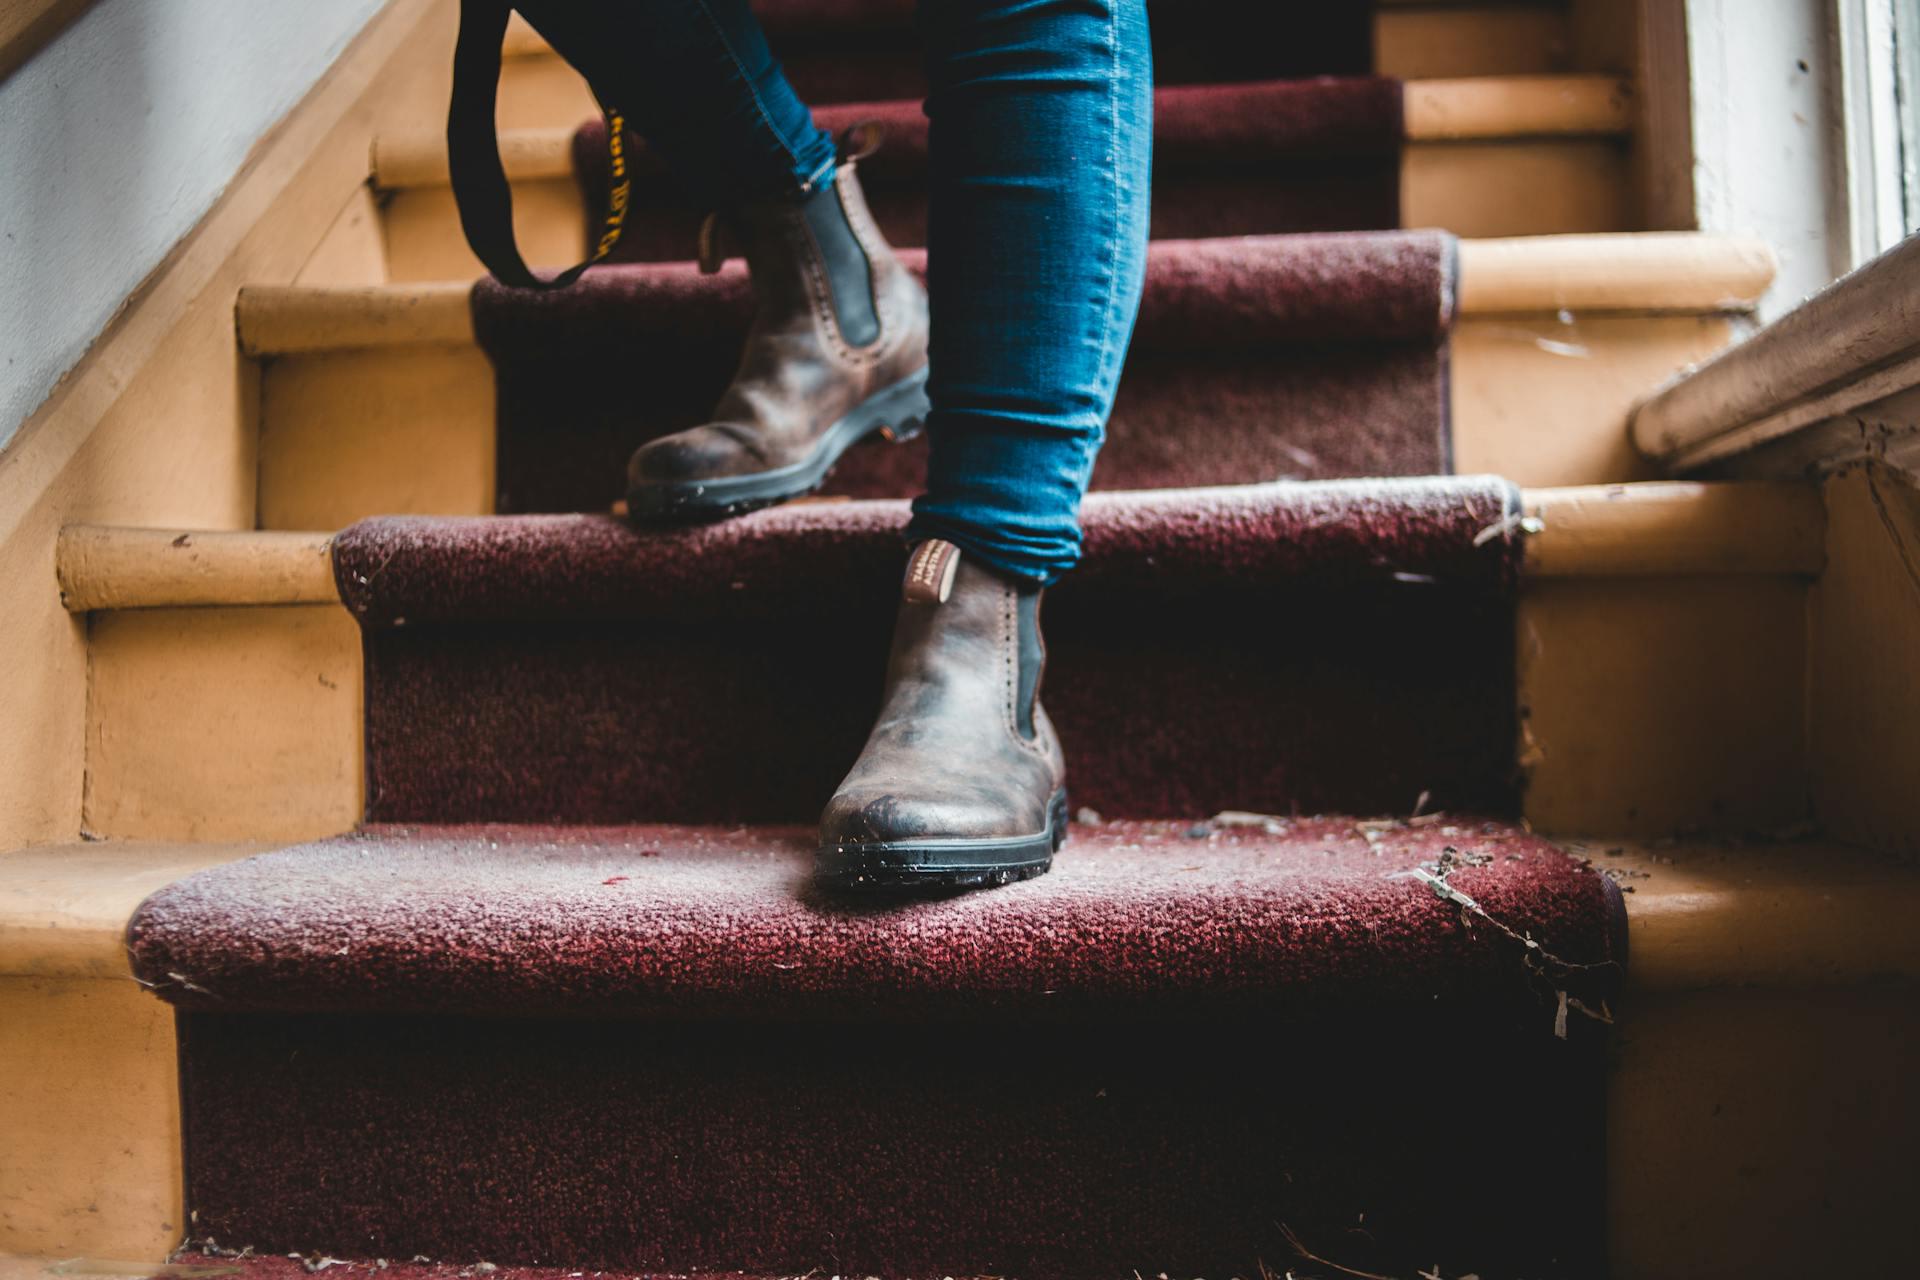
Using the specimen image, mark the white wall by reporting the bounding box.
[1686,0,1849,320]
[0,0,387,449]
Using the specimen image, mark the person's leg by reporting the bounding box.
[817,0,1153,891]
[514,0,932,519]
[907,0,1155,586]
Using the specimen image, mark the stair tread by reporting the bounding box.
[126,815,1622,1022]
[12,831,1912,992]
[235,233,1778,358]
[332,477,1520,625]
[468,230,1456,347]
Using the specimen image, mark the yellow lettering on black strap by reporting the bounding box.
[592,110,632,265]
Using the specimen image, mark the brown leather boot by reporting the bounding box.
[818,539,1070,891]
[625,159,930,520]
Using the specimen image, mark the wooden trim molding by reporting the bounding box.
[0,0,96,83]
[1629,233,1920,475]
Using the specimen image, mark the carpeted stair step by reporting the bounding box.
[477,230,1455,514]
[238,234,1779,531]
[373,75,1634,278]
[577,78,1404,256]
[330,477,1519,825]
[129,816,1624,1279]
[560,77,1632,261]
[19,824,1916,1277]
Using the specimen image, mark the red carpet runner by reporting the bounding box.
[132,6,1626,1275]
[474,232,1455,515]
[130,484,1621,1277]
[331,478,1515,824]
[134,818,1622,1279]
[575,79,1407,263]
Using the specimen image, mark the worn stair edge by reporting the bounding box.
[1455,233,1776,315]
[55,526,337,612]
[54,482,1825,613]
[236,234,1779,357]
[371,74,1635,189]
[1522,482,1826,578]
[4,835,1913,995]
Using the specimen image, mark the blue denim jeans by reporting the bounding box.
[520,0,1153,585]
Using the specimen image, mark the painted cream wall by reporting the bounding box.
[0,0,387,447]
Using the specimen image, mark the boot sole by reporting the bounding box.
[815,789,1069,893]
[625,366,931,524]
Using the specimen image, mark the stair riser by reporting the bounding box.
[1611,989,1920,1278]
[0,976,184,1260]
[178,1007,1605,1279]
[359,590,1516,826]
[82,606,363,844]
[378,142,1631,281]
[73,577,1812,845]
[331,483,1522,826]
[468,234,1452,515]
[491,340,1450,515]
[254,312,1735,530]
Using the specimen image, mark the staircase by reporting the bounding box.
[5,2,1918,1279]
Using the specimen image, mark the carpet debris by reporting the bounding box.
[1470,510,1545,547]
[1404,847,1620,1037]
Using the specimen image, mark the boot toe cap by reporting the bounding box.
[819,785,1045,848]
[627,424,767,486]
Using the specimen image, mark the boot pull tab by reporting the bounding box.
[697,211,727,275]
[903,540,961,605]
[838,120,886,164]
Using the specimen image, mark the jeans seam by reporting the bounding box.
[1090,6,1125,475]
[689,0,822,194]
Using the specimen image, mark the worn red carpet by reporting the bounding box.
[473,231,1455,515]
[739,0,1374,104]
[134,819,1622,1279]
[329,477,1519,826]
[576,79,1405,263]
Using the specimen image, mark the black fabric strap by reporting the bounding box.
[447,0,631,289]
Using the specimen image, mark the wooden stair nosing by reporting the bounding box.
[232,233,1779,359]
[52,481,1826,614]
